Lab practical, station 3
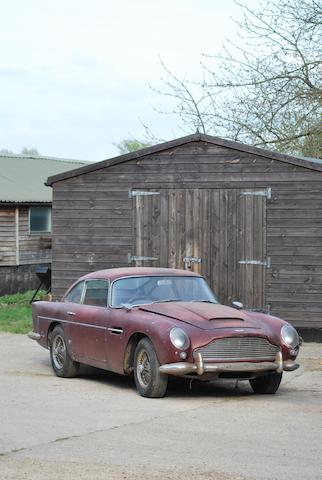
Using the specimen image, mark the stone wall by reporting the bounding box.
[0,264,50,296]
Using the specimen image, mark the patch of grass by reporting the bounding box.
[0,305,32,334]
[0,290,46,334]
[0,290,45,306]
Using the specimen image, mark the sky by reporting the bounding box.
[0,0,258,162]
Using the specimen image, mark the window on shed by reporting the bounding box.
[29,207,51,233]
[83,280,109,307]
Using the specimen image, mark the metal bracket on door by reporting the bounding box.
[128,253,159,263]
[240,188,271,199]
[238,257,271,268]
[129,190,160,198]
[183,257,202,270]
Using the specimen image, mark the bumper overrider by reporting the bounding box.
[159,351,299,377]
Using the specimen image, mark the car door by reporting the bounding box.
[64,279,110,367]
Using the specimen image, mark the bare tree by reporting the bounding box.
[21,147,39,155]
[155,0,322,157]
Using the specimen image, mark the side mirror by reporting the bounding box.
[232,301,244,310]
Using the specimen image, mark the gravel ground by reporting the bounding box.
[0,333,321,480]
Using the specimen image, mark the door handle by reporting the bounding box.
[67,311,76,316]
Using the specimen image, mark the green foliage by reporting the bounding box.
[115,138,151,155]
[0,290,46,334]
[0,305,32,334]
[0,290,45,305]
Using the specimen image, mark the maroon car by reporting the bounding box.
[29,267,300,397]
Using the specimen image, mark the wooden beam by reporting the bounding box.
[15,207,19,265]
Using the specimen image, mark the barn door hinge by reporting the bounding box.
[129,190,160,198]
[238,257,271,268]
[240,188,271,199]
[128,253,158,263]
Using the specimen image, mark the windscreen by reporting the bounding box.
[111,275,218,307]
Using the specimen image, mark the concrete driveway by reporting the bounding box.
[0,333,321,480]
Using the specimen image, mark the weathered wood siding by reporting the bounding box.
[0,206,51,267]
[0,208,16,265]
[51,141,322,328]
[18,208,52,264]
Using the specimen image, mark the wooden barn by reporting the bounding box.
[47,134,322,333]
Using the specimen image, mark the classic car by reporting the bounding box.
[29,267,301,398]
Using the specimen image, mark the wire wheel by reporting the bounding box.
[52,334,66,370]
[136,349,152,388]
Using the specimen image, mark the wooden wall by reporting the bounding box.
[0,208,16,265]
[0,206,51,268]
[51,141,322,328]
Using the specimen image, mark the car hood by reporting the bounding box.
[139,302,264,331]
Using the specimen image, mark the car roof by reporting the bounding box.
[79,267,201,282]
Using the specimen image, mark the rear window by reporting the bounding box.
[83,280,108,307]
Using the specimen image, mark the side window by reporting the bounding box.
[83,280,108,307]
[65,281,85,304]
[29,207,51,233]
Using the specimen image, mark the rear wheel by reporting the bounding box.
[134,338,168,398]
[50,325,79,378]
[249,372,283,394]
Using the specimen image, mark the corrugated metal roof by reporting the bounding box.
[0,153,88,203]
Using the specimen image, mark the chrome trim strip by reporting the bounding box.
[37,315,107,330]
[107,327,123,335]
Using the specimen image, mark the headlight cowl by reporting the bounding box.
[170,327,190,350]
[281,324,300,349]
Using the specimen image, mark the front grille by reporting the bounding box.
[195,336,279,362]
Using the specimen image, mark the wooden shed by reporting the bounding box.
[0,153,87,295]
[47,134,322,333]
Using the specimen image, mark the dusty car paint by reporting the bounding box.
[30,267,300,389]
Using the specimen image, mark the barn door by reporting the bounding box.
[130,188,268,311]
[236,189,268,310]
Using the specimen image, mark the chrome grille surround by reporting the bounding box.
[194,336,279,362]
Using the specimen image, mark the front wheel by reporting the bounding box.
[134,338,168,398]
[50,325,79,378]
[249,372,283,394]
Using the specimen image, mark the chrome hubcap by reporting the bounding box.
[136,350,151,387]
[52,334,66,369]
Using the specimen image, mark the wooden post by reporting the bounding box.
[15,207,19,265]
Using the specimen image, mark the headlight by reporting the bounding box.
[281,325,299,349]
[170,327,190,350]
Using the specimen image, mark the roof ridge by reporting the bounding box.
[46,133,322,185]
[0,153,88,164]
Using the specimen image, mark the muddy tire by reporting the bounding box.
[249,372,283,394]
[134,338,168,398]
[50,325,79,378]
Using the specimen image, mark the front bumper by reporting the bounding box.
[159,351,299,376]
[27,331,41,341]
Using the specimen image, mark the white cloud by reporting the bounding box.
[0,0,258,160]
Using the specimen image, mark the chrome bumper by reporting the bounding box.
[27,331,41,341]
[159,352,299,376]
